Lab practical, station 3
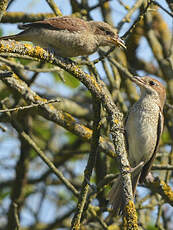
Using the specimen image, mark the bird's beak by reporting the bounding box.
[131,76,145,87]
[110,37,126,49]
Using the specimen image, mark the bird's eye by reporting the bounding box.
[99,26,114,36]
[149,80,156,86]
[105,30,114,36]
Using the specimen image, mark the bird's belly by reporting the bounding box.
[30,28,97,57]
[126,110,158,168]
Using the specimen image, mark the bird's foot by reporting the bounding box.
[130,161,145,173]
[45,47,56,57]
[121,162,144,176]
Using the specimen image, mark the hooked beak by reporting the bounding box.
[131,76,145,87]
[110,37,126,49]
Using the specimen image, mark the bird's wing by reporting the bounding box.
[124,114,129,153]
[139,110,164,183]
[19,16,89,32]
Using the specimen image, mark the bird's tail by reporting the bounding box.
[108,175,124,215]
[0,34,21,41]
[0,30,29,41]
[108,173,140,215]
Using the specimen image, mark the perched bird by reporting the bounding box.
[109,76,166,215]
[0,16,126,57]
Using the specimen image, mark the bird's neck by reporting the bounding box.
[139,92,161,110]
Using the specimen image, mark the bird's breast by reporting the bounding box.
[125,101,160,168]
[29,28,98,57]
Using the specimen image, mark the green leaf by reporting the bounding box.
[53,71,80,88]
[146,225,158,230]
[162,128,172,144]
[0,190,10,201]
[0,28,3,37]
[65,131,78,144]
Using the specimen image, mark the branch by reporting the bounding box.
[147,177,173,206]
[0,0,8,21]
[71,99,101,229]
[0,70,115,158]
[0,40,138,228]
[1,101,79,197]
[1,12,55,23]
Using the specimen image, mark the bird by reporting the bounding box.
[0,16,126,57]
[109,76,166,215]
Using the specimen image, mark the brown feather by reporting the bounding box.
[18,16,90,32]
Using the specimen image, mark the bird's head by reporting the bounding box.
[132,76,166,110]
[90,21,126,49]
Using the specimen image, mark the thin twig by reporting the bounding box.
[0,98,61,113]
[71,98,101,229]
[152,0,173,17]
[1,101,79,197]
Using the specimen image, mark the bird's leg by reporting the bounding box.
[121,161,145,176]
[130,161,145,173]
